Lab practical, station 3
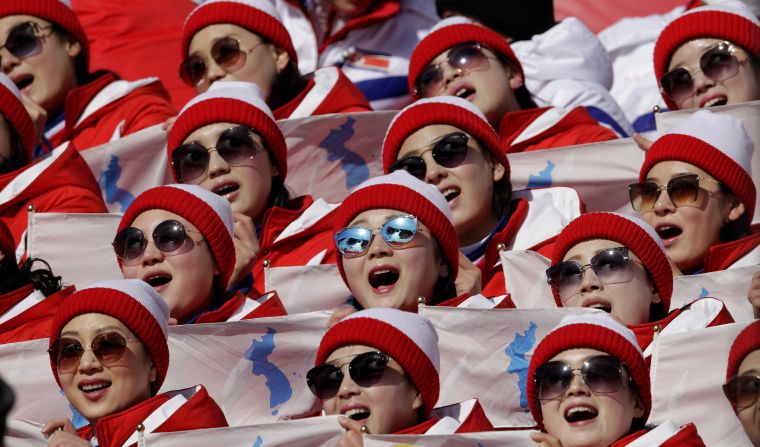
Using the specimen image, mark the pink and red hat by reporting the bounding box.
[0,74,35,157]
[726,320,760,383]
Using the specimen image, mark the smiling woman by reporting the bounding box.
[41,279,227,446]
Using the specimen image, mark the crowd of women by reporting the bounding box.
[0,0,759,446]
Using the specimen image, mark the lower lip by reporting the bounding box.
[222,189,239,202]
[371,283,396,294]
[661,234,680,248]
[567,416,597,427]
[82,387,109,401]
[152,281,170,293]
[447,193,461,208]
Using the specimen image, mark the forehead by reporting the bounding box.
[60,312,132,336]
[0,14,51,39]
[130,209,200,234]
[563,239,625,261]
[739,349,760,373]
[325,344,377,363]
[398,124,468,156]
[669,37,727,68]
[183,122,240,144]
[189,23,262,53]
[349,208,406,226]
[548,347,609,365]
[645,160,714,182]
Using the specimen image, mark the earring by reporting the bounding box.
[417,296,426,305]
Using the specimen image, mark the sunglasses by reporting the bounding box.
[48,332,140,374]
[306,351,390,400]
[112,219,204,266]
[628,174,721,212]
[723,375,760,411]
[414,43,498,97]
[171,125,264,183]
[660,42,746,104]
[179,36,265,87]
[0,22,54,63]
[388,132,471,181]
[335,215,425,258]
[546,247,642,302]
[535,355,630,401]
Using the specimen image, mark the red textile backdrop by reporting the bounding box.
[555,0,694,33]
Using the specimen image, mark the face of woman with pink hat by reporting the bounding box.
[724,321,760,446]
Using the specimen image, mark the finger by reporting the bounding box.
[338,415,368,435]
[632,133,653,151]
[41,418,69,436]
[328,304,356,328]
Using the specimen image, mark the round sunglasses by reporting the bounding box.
[335,215,425,258]
[546,247,643,302]
[628,174,721,212]
[171,125,265,183]
[307,351,391,400]
[112,219,204,266]
[723,375,760,411]
[179,36,265,87]
[535,355,631,401]
[414,43,498,97]
[388,132,472,181]
[48,331,141,374]
[0,21,54,64]
[660,41,746,105]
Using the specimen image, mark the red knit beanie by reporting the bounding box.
[0,220,15,262]
[527,313,651,430]
[314,308,440,416]
[0,0,89,70]
[550,212,673,310]
[653,2,760,110]
[408,16,523,100]
[334,171,459,284]
[182,0,297,65]
[382,96,508,176]
[726,320,760,382]
[0,74,35,156]
[48,279,170,394]
[641,109,755,219]
[117,184,235,289]
[167,80,287,181]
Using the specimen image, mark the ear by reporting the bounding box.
[491,157,506,182]
[507,69,524,90]
[272,46,290,74]
[148,363,157,383]
[726,197,746,223]
[632,391,646,419]
[65,38,82,58]
[437,255,449,280]
[411,390,424,412]
[650,290,661,305]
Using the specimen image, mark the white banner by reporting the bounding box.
[364,430,536,446]
[649,321,755,447]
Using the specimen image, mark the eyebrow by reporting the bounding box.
[402,132,457,157]
[60,326,127,338]
[349,213,397,227]
[645,172,694,182]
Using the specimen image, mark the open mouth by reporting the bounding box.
[368,267,400,290]
[343,407,371,422]
[565,406,598,424]
[655,225,682,241]
[585,300,612,313]
[79,382,112,393]
[213,182,239,197]
[145,273,172,288]
[441,187,461,203]
[14,75,33,91]
[454,87,475,99]
[702,96,727,107]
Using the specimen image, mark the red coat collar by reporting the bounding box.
[394,416,441,434]
[481,198,529,282]
[194,291,288,323]
[61,72,119,140]
[273,68,371,119]
[702,228,760,272]
[259,195,316,247]
[499,106,599,153]
[320,1,401,51]
[0,284,35,316]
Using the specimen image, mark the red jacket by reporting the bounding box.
[273,67,371,119]
[0,145,107,249]
[396,399,494,434]
[613,422,705,446]
[76,385,227,447]
[48,72,176,152]
[499,106,617,153]
[194,291,288,324]
[629,297,733,358]
[0,285,74,344]
[702,227,760,272]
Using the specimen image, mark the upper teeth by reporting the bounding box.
[442,188,458,198]
[455,88,469,97]
[704,97,725,107]
[568,406,593,415]
[82,383,107,392]
[374,269,392,275]
[344,408,368,418]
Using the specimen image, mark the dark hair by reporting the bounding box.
[267,174,296,210]
[502,59,537,110]
[0,117,27,174]
[0,257,62,296]
[50,23,89,85]
[719,185,753,242]
[264,47,309,111]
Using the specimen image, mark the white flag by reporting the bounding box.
[364,430,536,446]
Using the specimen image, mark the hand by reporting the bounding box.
[455,251,482,296]
[42,419,89,446]
[633,133,653,151]
[328,304,356,328]
[161,116,177,132]
[227,212,260,289]
[336,416,366,447]
[530,431,563,446]
[21,93,47,145]
[748,270,760,319]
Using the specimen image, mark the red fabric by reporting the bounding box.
[493,294,517,308]
[455,399,495,432]
[252,196,338,295]
[77,385,228,447]
[394,417,441,434]
[554,0,690,34]
[703,228,760,273]
[194,292,288,323]
[48,72,175,151]
[273,68,371,119]
[499,106,617,153]
[319,1,401,52]
[611,423,705,446]
[0,145,107,249]
[629,298,734,356]
[0,285,74,344]
[727,320,760,382]
[72,0,198,109]
[436,293,471,308]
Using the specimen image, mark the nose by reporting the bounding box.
[440,61,463,92]
[204,59,227,86]
[78,349,103,374]
[206,149,231,179]
[366,231,392,260]
[140,238,165,267]
[336,367,361,399]
[691,69,716,96]
[423,153,447,185]
[652,187,676,216]
[578,267,603,295]
[0,47,21,74]
[565,372,590,397]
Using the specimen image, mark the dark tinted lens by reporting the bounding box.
[112,227,148,262]
[212,37,243,68]
[415,64,444,97]
[546,261,582,289]
[701,45,740,81]
[388,156,427,180]
[216,126,258,164]
[431,133,469,168]
[628,181,660,211]
[53,338,84,373]
[582,356,624,394]
[660,67,694,101]
[335,227,373,257]
[724,376,760,410]
[589,248,629,281]
[153,220,189,253]
[667,175,700,207]
[5,22,42,58]
[380,216,417,246]
[92,332,128,365]
[306,364,343,400]
[536,362,572,401]
[172,142,210,182]
[447,44,488,71]
[349,352,389,387]
[179,55,207,86]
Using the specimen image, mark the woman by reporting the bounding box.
[527,312,705,446]
[547,212,733,353]
[167,81,339,304]
[41,279,227,446]
[653,2,760,112]
[309,307,492,444]
[724,320,760,446]
[631,109,757,273]
[408,17,617,152]
[0,72,106,249]
[0,0,175,156]
[382,95,581,297]
[180,0,370,120]
[333,171,459,311]
[116,184,284,324]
